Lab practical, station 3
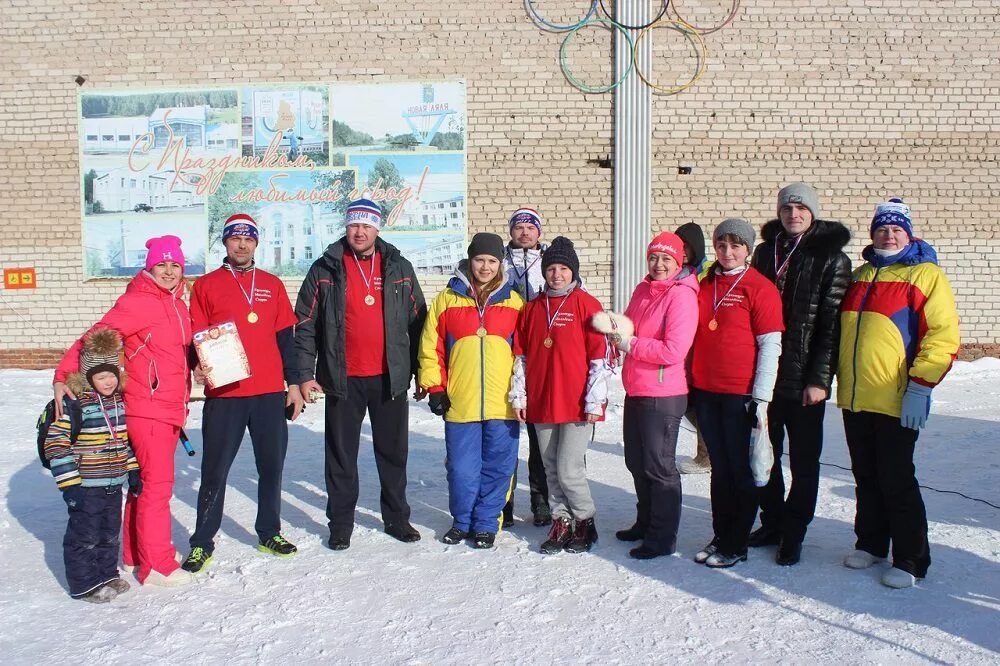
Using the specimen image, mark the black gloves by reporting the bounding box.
[128,470,143,497]
[62,485,85,509]
[429,392,451,416]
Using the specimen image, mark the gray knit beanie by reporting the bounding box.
[713,218,755,249]
[777,182,819,219]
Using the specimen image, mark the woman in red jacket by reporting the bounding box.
[54,235,194,587]
[509,237,610,554]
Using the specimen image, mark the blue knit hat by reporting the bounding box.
[508,207,543,234]
[346,198,383,229]
[870,198,913,239]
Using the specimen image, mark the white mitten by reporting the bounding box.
[591,311,635,352]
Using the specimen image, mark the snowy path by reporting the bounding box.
[1,362,998,664]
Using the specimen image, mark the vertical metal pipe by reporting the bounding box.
[613,0,652,310]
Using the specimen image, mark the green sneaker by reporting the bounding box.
[181,547,213,573]
[258,535,298,557]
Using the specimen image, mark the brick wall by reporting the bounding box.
[1,1,997,368]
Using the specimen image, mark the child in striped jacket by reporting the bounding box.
[45,328,140,603]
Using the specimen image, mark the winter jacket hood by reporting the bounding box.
[861,238,938,268]
[621,269,699,398]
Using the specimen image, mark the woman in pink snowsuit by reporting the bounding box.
[54,236,193,586]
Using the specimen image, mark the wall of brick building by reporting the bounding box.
[1,1,997,368]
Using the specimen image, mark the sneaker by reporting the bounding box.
[705,550,748,568]
[385,522,421,543]
[472,532,496,549]
[565,518,598,554]
[79,585,117,604]
[144,568,193,587]
[748,525,781,548]
[843,549,884,570]
[441,527,469,545]
[615,523,645,542]
[776,539,802,566]
[106,578,131,594]
[694,537,721,564]
[881,567,919,589]
[540,517,573,554]
[678,457,711,474]
[181,547,214,573]
[258,535,298,557]
[532,503,553,527]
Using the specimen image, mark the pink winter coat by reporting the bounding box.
[622,270,699,398]
[55,271,193,426]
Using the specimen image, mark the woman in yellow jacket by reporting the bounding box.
[837,199,959,589]
[419,233,524,549]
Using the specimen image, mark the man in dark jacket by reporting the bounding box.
[748,183,852,565]
[294,198,427,550]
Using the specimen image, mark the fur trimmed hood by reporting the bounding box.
[760,218,851,255]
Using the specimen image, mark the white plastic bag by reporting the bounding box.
[749,401,773,487]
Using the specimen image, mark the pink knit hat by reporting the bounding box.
[647,231,685,266]
[144,235,185,271]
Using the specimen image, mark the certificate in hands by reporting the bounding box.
[193,321,252,389]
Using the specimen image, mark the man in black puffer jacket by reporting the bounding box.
[748,183,852,566]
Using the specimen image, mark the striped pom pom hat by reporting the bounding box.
[80,328,123,390]
[345,198,383,229]
[222,213,259,242]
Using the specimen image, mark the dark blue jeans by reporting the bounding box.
[694,390,760,555]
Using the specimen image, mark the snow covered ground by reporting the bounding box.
[2,361,998,664]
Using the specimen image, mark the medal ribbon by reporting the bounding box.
[773,234,804,286]
[543,294,570,338]
[711,268,749,320]
[352,251,377,298]
[226,264,257,314]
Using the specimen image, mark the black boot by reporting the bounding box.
[532,501,552,527]
[615,523,645,542]
[441,527,469,545]
[540,517,573,554]
[565,518,597,554]
[748,525,781,547]
[385,522,421,543]
[776,539,802,566]
[472,532,496,549]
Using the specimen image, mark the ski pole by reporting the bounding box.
[179,428,195,456]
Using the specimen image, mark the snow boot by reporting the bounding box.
[472,532,496,549]
[106,578,131,594]
[532,501,553,527]
[881,567,919,589]
[144,567,192,587]
[694,537,721,564]
[79,585,117,604]
[181,546,214,573]
[629,544,669,560]
[258,535,298,557]
[540,517,573,554]
[442,527,469,545]
[843,549,884,570]
[565,518,597,554]
[678,456,711,474]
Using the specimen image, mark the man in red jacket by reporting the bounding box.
[181,214,305,574]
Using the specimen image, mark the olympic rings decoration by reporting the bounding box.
[525,0,598,32]
[598,0,669,32]
[632,18,708,95]
[560,18,635,94]
[669,0,741,36]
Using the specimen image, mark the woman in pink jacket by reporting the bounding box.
[596,232,699,559]
[54,236,193,586]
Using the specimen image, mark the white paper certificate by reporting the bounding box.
[193,321,252,389]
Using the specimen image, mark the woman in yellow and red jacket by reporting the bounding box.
[837,198,959,589]
[419,233,524,549]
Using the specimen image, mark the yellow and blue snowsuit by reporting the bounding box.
[419,262,524,534]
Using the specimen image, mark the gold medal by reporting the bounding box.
[543,337,554,348]
[364,294,376,306]
[247,312,259,324]
[708,318,718,331]
[476,326,488,338]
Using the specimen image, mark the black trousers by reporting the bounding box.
[325,375,410,537]
[64,486,123,597]
[843,410,930,578]
[695,390,760,555]
[504,423,549,515]
[758,395,826,543]
[623,395,687,554]
[191,392,289,550]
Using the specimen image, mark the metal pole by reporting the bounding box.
[613,0,652,311]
